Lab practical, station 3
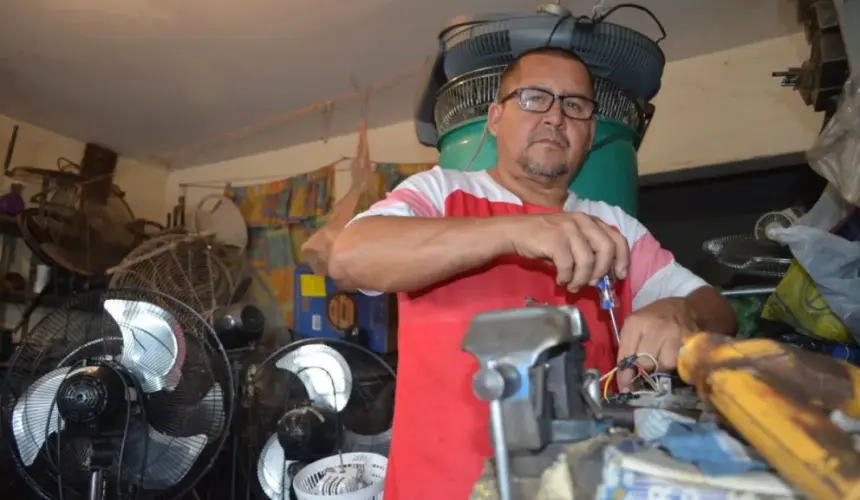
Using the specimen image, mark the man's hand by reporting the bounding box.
[615,297,698,391]
[509,212,630,293]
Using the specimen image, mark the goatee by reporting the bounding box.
[520,159,570,179]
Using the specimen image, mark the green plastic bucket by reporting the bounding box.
[438,117,639,215]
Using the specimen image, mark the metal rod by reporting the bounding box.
[607,309,621,345]
[88,470,105,500]
[3,125,18,174]
[489,399,512,500]
[720,286,777,297]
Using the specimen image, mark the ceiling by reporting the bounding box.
[0,0,800,168]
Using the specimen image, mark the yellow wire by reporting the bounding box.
[602,352,662,400]
[603,370,616,400]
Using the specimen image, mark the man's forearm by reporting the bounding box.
[686,286,737,336]
[328,216,515,293]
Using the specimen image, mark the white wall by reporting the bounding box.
[0,116,170,222]
[0,116,169,338]
[167,33,822,211]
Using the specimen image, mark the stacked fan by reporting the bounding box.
[0,289,234,500]
[249,339,394,500]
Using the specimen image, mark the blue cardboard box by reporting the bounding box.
[293,267,398,353]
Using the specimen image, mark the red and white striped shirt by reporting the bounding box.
[350,166,705,500]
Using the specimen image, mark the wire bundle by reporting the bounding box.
[600,353,671,400]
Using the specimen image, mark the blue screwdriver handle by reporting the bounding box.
[596,275,617,311]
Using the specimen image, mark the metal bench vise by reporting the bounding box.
[461,306,609,500]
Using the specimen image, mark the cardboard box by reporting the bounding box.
[293,267,398,353]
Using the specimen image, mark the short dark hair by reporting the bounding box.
[497,46,595,100]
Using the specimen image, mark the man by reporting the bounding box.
[328,47,736,499]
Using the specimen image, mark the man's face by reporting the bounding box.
[487,53,595,181]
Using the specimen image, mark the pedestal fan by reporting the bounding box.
[247,338,393,500]
[0,288,235,500]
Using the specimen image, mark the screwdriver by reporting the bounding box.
[596,275,621,345]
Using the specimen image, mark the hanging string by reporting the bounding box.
[151,62,425,166]
[176,155,362,189]
[320,102,336,143]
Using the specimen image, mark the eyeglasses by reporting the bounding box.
[499,87,598,121]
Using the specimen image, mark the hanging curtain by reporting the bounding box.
[356,162,435,213]
[225,164,335,326]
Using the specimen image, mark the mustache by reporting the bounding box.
[528,130,569,147]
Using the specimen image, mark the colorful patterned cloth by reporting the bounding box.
[225,164,335,326]
[225,162,434,327]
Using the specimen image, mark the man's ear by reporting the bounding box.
[487,102,502,137]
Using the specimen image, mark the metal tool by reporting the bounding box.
[461,306,609,500]
[596,275,621,345]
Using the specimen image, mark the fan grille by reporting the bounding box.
[441,15,665,101]
[434,65,645,138]
[0,289,233,500]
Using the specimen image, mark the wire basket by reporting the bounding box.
[293,452,387,500]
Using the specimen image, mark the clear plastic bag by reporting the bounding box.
[807,71,860,207]
[769,224,860,340]
[762,189,860,344]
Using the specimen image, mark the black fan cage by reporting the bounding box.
[440,14,665,102]
[433,65,648,139]
[240,337,395,500]
[0,288,235,500]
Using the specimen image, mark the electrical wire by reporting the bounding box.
[592,3,667,43]
[600,352,661,400]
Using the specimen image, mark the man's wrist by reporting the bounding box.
[474,215,521,257]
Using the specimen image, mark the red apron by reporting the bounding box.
[382,192,632,499]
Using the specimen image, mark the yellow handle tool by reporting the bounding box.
[677,333,860,500]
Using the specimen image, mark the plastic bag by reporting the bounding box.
[768,224,860,341]
[761,188,860,344]
[807,71,860,206]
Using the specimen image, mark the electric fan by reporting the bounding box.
[213,258,291,352]
[754,207,805,241]
[414,2,666,214]
[248,338,393,500]
[0,288,234,500]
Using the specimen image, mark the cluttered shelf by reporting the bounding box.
[0,214,21,238]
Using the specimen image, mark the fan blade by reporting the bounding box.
[257,433,299,500]
[103,299,186,393]
[146,384,226,439]
[196,384,226,439]
[275,344,352,412]
[12,368,70,466]
[123,422,207,490]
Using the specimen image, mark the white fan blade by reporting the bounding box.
[103,299,185,393]
[12,367,70,466]
[123,423,207,490]
[257,433,297,500]
[275,344,352,411]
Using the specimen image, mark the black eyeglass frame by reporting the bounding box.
[498,87,599,121]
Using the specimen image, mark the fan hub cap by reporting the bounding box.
[56,365,125,426]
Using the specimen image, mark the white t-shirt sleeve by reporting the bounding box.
[347,166,447,296]
[583,200,708,311]
[348,166,447,224]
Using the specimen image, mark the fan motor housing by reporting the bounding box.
[56,362,134,435]
[415,7,664,215]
